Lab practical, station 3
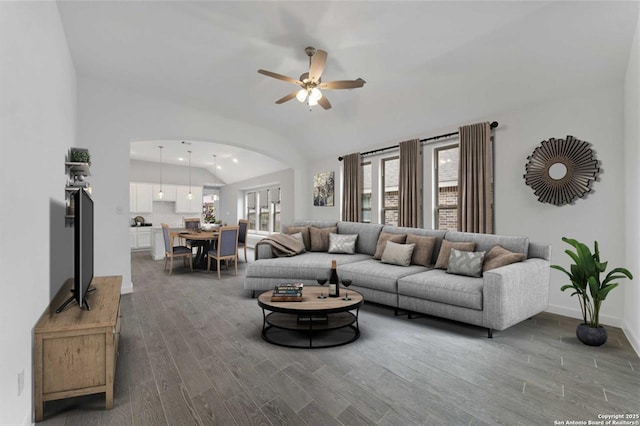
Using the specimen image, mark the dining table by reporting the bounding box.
[178,229,219,269]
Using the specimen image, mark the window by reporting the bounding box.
[361,162,372,223]
[434,145,459,230]
[259,189,269,232]
[245,186,281,234]
[246,191,257,230]
[381,156,399,226]
[272,187,281,232]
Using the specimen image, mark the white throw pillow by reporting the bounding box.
[381,241,415,267]
[328,233,358,254]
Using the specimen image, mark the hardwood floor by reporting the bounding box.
[40,251,640,425]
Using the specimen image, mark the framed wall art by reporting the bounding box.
[313,171,335,206]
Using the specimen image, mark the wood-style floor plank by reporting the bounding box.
[38,250,640,425]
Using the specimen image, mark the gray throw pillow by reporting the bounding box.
[447,248,486,277]
[374,232,407,259]
[381,241,415,267]
[284,226,311,251]
[289,232,306,252]
[328,233,358,254]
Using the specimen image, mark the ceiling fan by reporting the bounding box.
[258,46,366,110]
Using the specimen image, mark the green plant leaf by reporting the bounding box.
[596,283,618,301]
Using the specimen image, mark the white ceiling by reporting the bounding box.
[130,139,287,184]
[58,1,639,170]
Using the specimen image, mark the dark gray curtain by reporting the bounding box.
[398,139,422,228]
[341,153,362,222]
[458,122,493,233]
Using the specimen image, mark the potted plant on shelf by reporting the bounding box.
[551,237,633,346]
[70,148,90,164]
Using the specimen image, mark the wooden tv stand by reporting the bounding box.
[34,276,122,422]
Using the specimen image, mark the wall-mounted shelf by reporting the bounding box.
[65,151,91,226]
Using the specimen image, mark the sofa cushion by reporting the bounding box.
[434,240,476,269]
[284,226,310,251]
[374,232,407,259]
[328,233,358,254]
[382,226,446,264]
[309,226,337,251]
[483,245,526,271]
[338,259,428,293]
[247,252,371,281]
[445,231,529,256]
[381,241,415,267]
[406,234,437,267]
[337,221,384,256]
[397,269,484,310]
[447,249,485,278]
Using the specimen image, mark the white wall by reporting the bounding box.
[0,3,76,424]
[77,76,309,293]
[308,84,628,327]
[623,10,640,355]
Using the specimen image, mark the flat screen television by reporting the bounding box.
[57,188,94,313]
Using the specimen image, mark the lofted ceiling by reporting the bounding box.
[58,1,639,168]
[130,140,287,185]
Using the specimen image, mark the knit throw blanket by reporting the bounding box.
[255,234,305,259]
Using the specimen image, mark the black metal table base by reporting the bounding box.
[261,309,360,349]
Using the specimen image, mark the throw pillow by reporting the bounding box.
[374,232,407,259]
[434,240,476,269]
[284,226,311,251]
[447,249,486,277]
[483,245,526,272]
[289,232,306,251]
[406,234,437,267]
[328,233,358,254]
[381,241,416,267]
[309,226,338,252]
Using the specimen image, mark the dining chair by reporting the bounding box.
[207,226,239,279]
[161,223,193,275]
[183,217,201,248]
[237,219,248,262]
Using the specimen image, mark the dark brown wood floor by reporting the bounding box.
[40,250,640,425]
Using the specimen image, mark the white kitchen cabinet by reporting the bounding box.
[129,228,137,249]
[175,185,203,213]
[130,227,151,250]
[130,183,153,213]
[152,184,177,201]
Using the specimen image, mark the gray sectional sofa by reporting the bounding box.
[245,220,551,337]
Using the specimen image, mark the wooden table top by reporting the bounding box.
[258,286,363,315]
[178,230,219,240]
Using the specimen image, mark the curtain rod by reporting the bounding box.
[338,121,499,161]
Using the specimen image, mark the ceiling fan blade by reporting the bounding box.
[258,69,301,85]
[275,91,299,104]
[308,49,327,83]
[319,78,366,90]
[318,95,332,110]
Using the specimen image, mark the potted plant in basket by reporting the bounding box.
[551,237,633,346]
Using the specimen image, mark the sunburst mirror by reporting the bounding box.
[523,135,600,206]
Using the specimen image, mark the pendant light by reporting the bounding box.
[157,145,164,199]
[187,150,192,200]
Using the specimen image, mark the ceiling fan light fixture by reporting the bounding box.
[308,96,319,107]
[296,89,308,102]
[309,87,322,102]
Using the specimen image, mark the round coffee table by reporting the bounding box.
[257,286,363,349]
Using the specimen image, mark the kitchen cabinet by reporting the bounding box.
[175,185,203,213]
[130,183,153,213]
[152,184,177,201]
[130,227,151,250]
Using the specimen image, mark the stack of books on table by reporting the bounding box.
[271,283,304,302]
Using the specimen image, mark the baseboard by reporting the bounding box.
[22,408,30,426]
[120,281,133,295]
[622,320,640,358]
[546,303,622,327]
